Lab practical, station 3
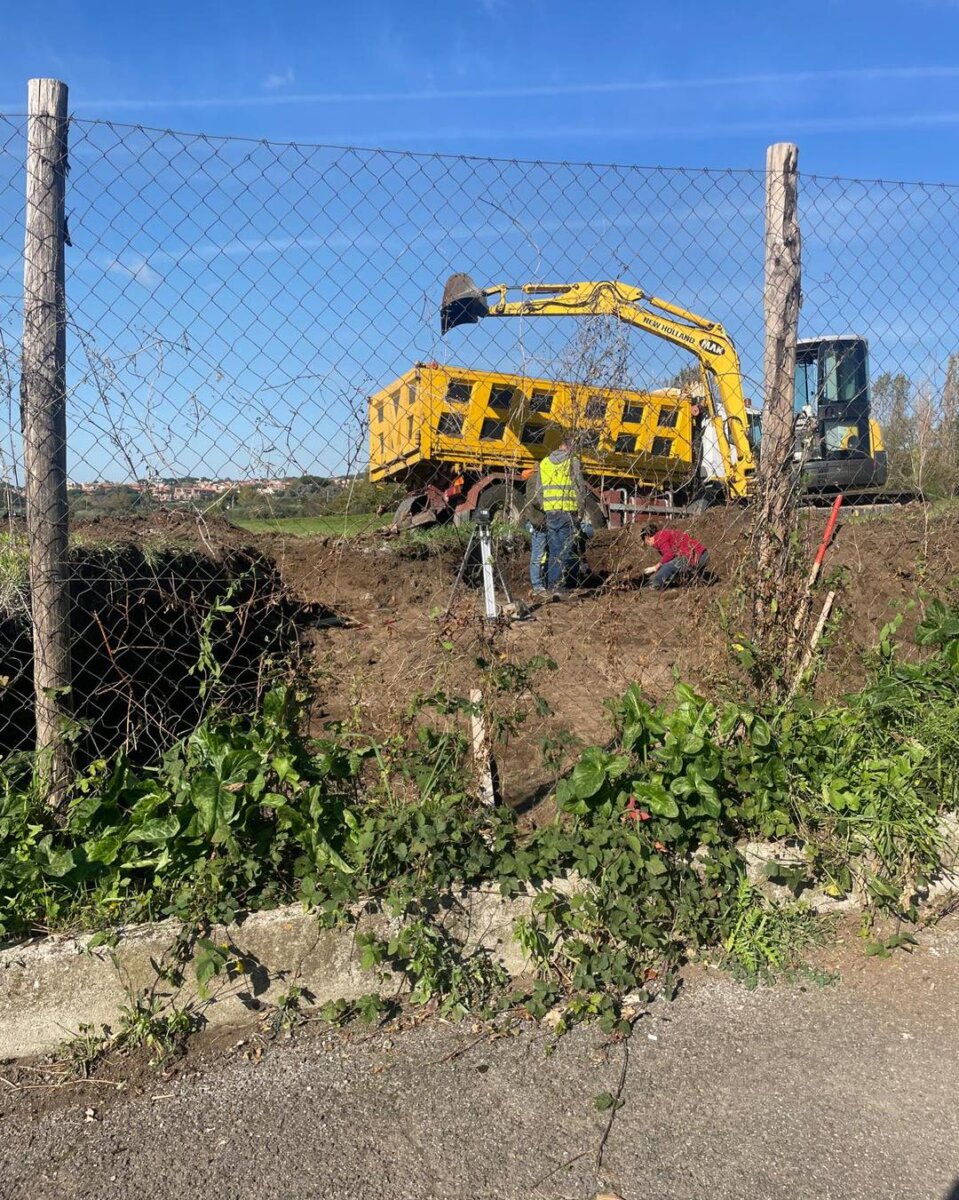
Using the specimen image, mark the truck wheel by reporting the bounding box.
[686,486,725,515]
[392,494,432,530]
[474,483,523,525]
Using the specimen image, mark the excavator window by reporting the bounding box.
[796,339,870,461]
[794,357,816,414]
[747,411,761,452]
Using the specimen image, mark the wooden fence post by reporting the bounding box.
[21,77,72,805]
[752,142,802,656]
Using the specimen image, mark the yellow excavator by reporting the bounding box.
[440,273,888,504]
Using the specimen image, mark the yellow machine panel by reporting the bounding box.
[369,363,696,490]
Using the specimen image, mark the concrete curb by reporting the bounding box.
[0,885,538,1059]
[1,821,956,1060]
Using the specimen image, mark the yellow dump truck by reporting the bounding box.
[370,277,891,528]
[368,362,715,528]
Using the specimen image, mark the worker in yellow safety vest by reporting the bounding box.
[527,437,589,596]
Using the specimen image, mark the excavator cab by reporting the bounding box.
[793,336,887,490]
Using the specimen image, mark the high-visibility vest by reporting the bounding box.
[539,456,578,512]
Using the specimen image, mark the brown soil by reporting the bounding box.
[55,504,959,818]
[256,503,959,817]
[3,513,312,760]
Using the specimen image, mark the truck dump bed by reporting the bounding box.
[369,364,695,489]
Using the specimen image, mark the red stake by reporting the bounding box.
[790,494,843,645]
[811,493,843,581]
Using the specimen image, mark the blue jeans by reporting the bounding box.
[568,521,594,586]
[527,524,548,591]
[545,511,576,590]
[649,550,710,590]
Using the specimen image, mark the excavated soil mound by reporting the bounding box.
[2,526,320,762]
[8,505,953,812]
[259,503,958,811]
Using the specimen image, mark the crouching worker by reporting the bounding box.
[640,522,710,589]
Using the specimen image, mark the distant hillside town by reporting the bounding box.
[1,471,401,521]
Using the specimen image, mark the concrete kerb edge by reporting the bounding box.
[1,821,957,1060]
[0,883,544,1060]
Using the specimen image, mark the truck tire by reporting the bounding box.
[392,494,431,529]
[685,485,725,515]
[474,482,523,525]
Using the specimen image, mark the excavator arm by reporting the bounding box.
[441,275,755,499]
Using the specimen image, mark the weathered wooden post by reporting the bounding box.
[21,78,72,805]
[752,142,802,661]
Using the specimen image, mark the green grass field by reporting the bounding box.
[229,513,391,537]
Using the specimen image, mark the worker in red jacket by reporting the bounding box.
[639,522,710,590]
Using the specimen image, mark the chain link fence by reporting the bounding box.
[2,100,959,800]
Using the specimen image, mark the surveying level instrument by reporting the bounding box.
[444,508,529,623]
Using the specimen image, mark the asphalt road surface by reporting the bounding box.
[2,922,958,1200]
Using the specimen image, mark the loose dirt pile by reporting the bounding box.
[263,503,959,811]
[9,505,954,810]
[2,516,318,761]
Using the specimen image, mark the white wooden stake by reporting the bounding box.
[469,688,497,807]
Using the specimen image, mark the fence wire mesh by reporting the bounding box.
[2,112,959,797]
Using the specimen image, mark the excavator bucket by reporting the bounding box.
[440,273,489,334]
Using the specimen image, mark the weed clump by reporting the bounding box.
[1,601,958,1029]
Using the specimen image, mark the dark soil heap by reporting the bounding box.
[1,521,319,761]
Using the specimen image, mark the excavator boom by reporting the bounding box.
[440,275,755,499]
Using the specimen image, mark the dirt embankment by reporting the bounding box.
[261,504,959,810]
[24,504,955,810]
[3,513,316,760]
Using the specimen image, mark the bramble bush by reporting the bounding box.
[1,600,957,1018]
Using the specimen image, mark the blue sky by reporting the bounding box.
[1,1,959,484]
[3,0,959,179]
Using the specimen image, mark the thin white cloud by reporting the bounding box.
[263,68,295,92]
[284,110,959,144]
[21,65,959,112]
[107,257,160,288]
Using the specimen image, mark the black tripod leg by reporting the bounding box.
[444,526,477,618]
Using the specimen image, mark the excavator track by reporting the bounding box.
[800,488,925,512]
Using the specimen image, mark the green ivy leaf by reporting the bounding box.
[750,718,772,748]
[190,773,237,838]
[632,781,679,819]
[84,833,123,864]
[126,813,181,843]
[43,847,75,878]
[571,756,607,800]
